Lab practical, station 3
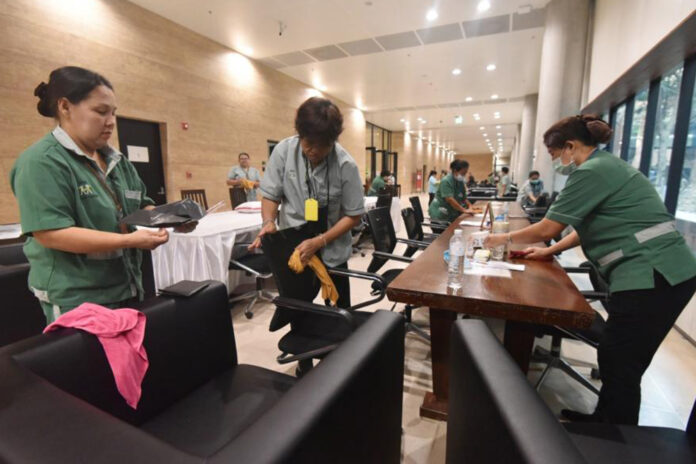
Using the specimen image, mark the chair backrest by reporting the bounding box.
[229,187,247,209]
[181,189,208,210]
[366,207,398,274]
[0,243,28,266]
[376,192,392,209]
[0,264,46,347]
[448,319,587,464]
[409,196,424,223]
[401,207,422,258]
[12,281,236,426]
[261,225,321,331]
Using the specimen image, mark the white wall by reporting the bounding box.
[587,0,696,102]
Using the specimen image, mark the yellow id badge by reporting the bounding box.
[305,198,319,221]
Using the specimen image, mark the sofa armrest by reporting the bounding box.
[447,319,587,464]
[0,355,200,464]
[212,310,405,464]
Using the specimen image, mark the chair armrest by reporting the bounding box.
[581,290,609,302]
[423,233,439,240]
[327,268,388,310]
[564,266,590,274]
[396,238,429,249]
[372,251,414,264]
[272,296,355,329]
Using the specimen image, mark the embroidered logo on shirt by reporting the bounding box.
[124,190,141,201]
[78,182,96,197]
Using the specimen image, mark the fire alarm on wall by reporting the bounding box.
[181,122,189,130]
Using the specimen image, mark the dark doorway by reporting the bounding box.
[116,117,167,205]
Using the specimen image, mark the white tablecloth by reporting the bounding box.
[151,211,262,292]
[364,196,402,233]
[151,196,402,292]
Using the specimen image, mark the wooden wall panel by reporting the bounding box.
[0,0,365,222]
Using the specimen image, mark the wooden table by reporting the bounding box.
[386,204,595,421]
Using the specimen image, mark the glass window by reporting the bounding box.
[676,76,696,255]
[626,88,648,169]
[650,65,683,199]
[611,104,626,156]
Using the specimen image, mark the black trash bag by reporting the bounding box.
[121,199,205,228]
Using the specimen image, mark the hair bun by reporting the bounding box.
[585,119,612,144]
[34,81,48,99]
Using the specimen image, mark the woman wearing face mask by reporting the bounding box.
[517,170,544,206]
[11,66,174,323]
[485,114,696,425]
[428,159,475,222]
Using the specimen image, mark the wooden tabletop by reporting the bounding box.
[387,204,594,329]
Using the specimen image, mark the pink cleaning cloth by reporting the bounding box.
[44,303,149,409]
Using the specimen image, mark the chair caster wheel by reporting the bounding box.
[591,368,601,380]
[244,311,253,319]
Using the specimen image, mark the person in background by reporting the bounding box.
[250,96,365,310]
[11,66,178,323]
[484,114,696,426]
[498,166,511,196]
[427,170,439,205]
[467,174,477,189]
[368,168,390,196]
[517,170,544,206]
[428,159,476,222]
[227,152,261,202]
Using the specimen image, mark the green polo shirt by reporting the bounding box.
[367,175,385,196]
[546,149,696,293]
[10,127,155,313]
[428,173,467,222]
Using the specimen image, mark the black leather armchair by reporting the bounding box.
[447,319,696,464]
[0,281,405,463]
[0,243,45,346]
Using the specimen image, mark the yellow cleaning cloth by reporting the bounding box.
[288,250,339,306]
[240,178,256,190]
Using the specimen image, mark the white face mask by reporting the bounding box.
[455,174,465,182]
[553,149,577,175]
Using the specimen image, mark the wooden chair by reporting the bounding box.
[180,189,208,210]
[229,187,247,209]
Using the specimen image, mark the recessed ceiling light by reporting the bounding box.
[496,125,501,129]
[473,113,481,120]
[422,120,427,124]
[483,133,488,137]
[454,115,463,124]
[479,126,485,130]
[452,68,462,76]
[496,132,502,136]
[478,1,491,13]
[426,8,438,21]
[494,114,501,119]
[465,96,473,102]
[491,94,499,99]
[400,118,406,122]
[486,63,496,71]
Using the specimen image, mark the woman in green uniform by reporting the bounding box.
[485,114,696,425]
[10,66,175,323]
[428,159,475,222]
[367,169,390,196]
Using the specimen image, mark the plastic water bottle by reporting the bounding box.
[448,229,465,289]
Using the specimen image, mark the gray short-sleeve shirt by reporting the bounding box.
[227,165,261,201]
[260,136,365,266]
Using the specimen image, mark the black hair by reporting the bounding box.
[34,66,113,118]
[501,167,509,173]
[295,97,344,146]
[380,169,391,178]
[428,170,437,177]
[450,159,469,172]
[528,170,540,178]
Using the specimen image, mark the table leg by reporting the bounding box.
[503,320,536,373]
[420,307,456,421]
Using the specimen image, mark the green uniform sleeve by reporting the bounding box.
[12,154,76,234]
[546,169,615,227]
[341,162,366,216]
[439,177,455,199]
[260,146,285,202]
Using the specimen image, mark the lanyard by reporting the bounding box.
[82,158,128,233]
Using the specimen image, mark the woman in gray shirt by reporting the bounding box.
[249,97,365,308]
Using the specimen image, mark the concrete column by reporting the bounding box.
[532,0,591,192]
[516,94,538,181]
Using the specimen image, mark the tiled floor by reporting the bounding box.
[229,193,696,464]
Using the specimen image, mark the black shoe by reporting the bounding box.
[561,409,602,423]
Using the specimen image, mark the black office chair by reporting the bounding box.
[262,225,387,376]
[229,187,247,209]
[376,191,392,209]
[533,261,608,395]
[409,196,447,234]
[401,207,436,258]
[228,246,275,319]
[366,207,430,342]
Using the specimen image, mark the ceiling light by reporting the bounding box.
[483,133,488,137]
[491,94,499,99]
[400,118,405,123]
[494,114,501,119]
[478,1,491,12]
[465,96,473,102]
[421,120,427,124]
[496,125,501,129]
[426,8,438,21]
[473,113,481,120]
[479,126,485,130]
[486,63,496,71]
[454,115,463,124]
[238,45,254,56]
[496,132,502,136]
[452,68,462,76]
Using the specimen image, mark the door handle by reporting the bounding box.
[158,187,165,194]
